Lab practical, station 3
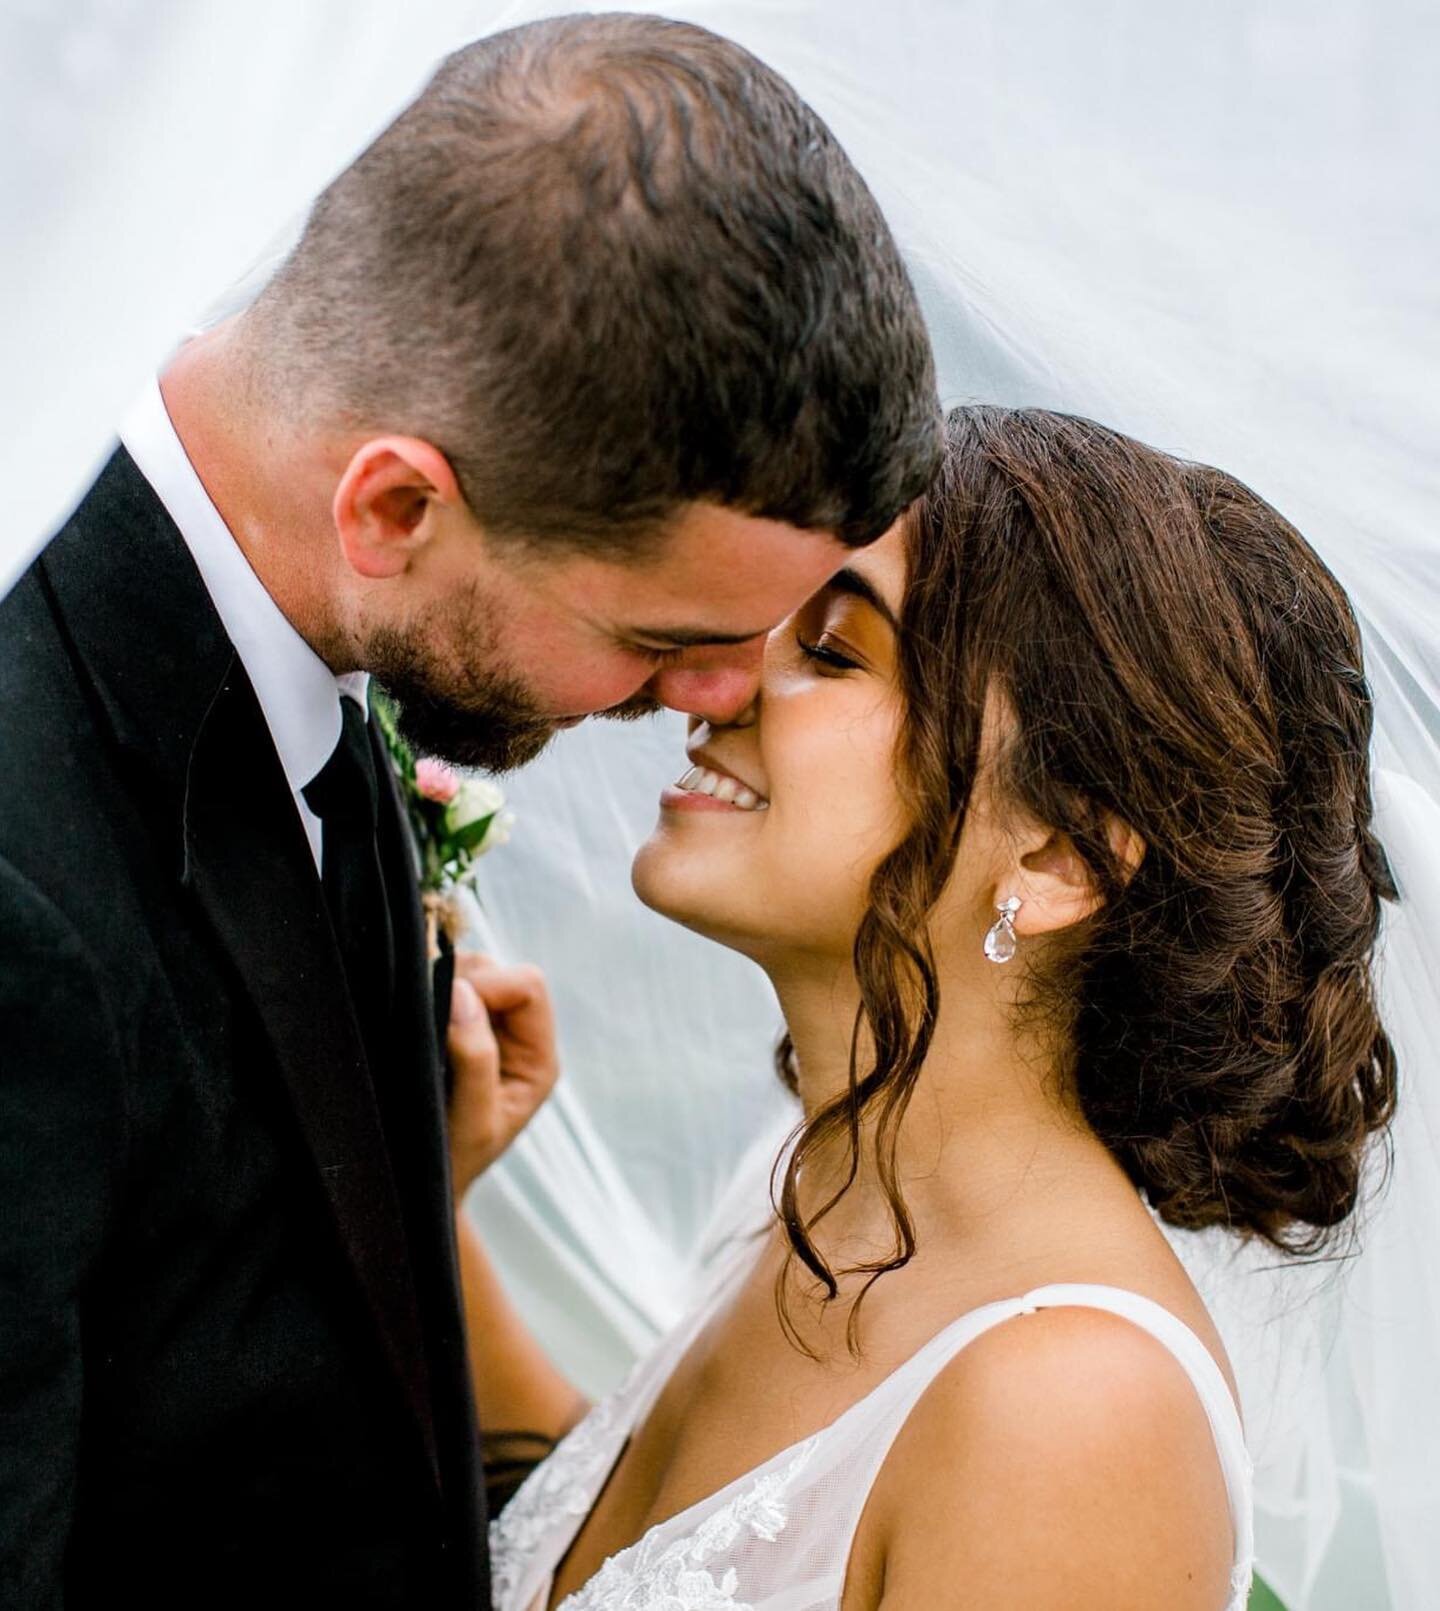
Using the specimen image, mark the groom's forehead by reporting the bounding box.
[597,501,852,629]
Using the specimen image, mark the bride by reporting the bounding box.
[445,404,1397,1611]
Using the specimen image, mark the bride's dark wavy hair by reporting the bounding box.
[775,405,1398,1324]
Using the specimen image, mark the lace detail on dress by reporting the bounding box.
[1224,1439,1256,1604]
[554,1439,817,1611]
[488,1279,1254,1611]
[489,1391,631,1609]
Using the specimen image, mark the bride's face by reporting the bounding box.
[632,524,911,959]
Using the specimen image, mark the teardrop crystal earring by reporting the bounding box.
[983,896,1023,964]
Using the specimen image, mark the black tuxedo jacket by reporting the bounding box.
[0,450,487,1607]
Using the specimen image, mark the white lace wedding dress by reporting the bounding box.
[489,1229,1255,1611]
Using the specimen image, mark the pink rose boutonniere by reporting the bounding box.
[374,691,514,956]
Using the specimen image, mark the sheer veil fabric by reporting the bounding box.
[3,3,1436,1605]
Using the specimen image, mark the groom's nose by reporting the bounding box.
[648,639,765,724]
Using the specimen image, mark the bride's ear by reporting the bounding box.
[1008,816,1145,939]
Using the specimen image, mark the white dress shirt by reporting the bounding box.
[119,377,368,873]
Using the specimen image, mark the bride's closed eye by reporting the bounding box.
[795,631,864,673]
[781,550,904,687]
[789,583,895,678]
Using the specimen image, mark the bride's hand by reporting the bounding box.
[445,951,559,1198]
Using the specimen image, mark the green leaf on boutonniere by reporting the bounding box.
[370,686,513,896]
[373,689,416,783]
[451,813,498,855]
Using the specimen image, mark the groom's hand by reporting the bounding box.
[445,952,559,1199]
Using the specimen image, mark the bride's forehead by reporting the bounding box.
[847,522,909,607]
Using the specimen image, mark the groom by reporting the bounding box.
[0,14,938,1610]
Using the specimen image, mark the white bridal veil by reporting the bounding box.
[3,3,1436,1606]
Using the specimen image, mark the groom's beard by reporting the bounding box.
[360,594,664,773]
[361,591,558,773]
[599,691,664,722]
[372,653,557,772]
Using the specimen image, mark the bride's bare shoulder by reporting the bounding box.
[845,1305,1235,1611]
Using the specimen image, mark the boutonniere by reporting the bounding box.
[373,691,514,957]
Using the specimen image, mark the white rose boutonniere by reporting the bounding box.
[374,692,516,956]
[444,776,513,856]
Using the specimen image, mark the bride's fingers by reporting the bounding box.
[446,978,509,1190]
[452,949,495,976]
[447,977,500,1088]
[444,968,559,1190]
[454,954,546,1005]
[455,960,559,1094]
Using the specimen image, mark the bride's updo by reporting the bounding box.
[782,405,1397,1295]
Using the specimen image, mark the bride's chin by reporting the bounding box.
[631,838,761,951]
[633,835,711,920]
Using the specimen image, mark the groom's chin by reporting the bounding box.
[435,723,558,775]
[389,697,558,774]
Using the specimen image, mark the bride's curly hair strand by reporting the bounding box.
[773,406,1398,1344]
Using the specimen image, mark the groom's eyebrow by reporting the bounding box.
[631,567,900,648]
[826,567,901,633]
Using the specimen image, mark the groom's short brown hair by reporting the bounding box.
[250,12,939,554]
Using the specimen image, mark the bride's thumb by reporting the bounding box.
[448,977,497,1068]
[451,977,484,1025]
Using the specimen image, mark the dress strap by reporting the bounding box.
[1005,1285,1250,1502]
[865,1281,1254,1603]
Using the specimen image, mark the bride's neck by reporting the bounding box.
[767,958,1125,1252]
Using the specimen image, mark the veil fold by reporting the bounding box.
[3,3,1435,1603]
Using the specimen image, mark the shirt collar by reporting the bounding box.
[119,376,369,796]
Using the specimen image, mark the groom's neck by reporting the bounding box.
[157,318,350,669]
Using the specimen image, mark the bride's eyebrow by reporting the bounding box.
[825,567,900,633]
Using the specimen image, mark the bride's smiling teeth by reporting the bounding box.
[675,765,769,811]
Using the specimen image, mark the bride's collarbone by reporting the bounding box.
[553,1253,1001,1574]
[550,1230,1233,1608]
[590,1226,1197,1523]
[548,1269,912,1599]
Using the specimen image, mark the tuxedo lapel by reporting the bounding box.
[39,448,440,1488]
[372,727,449,1179]
[372,728,488,1575]
[183,675,440,1485]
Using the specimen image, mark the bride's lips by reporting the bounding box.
[660,748,769,815]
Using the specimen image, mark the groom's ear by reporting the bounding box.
[332,436,466,579]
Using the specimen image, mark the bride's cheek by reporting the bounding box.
[843,708,908,848]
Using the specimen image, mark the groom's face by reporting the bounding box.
[358,500,852,772]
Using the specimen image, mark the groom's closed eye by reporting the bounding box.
[625,624,771,653]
